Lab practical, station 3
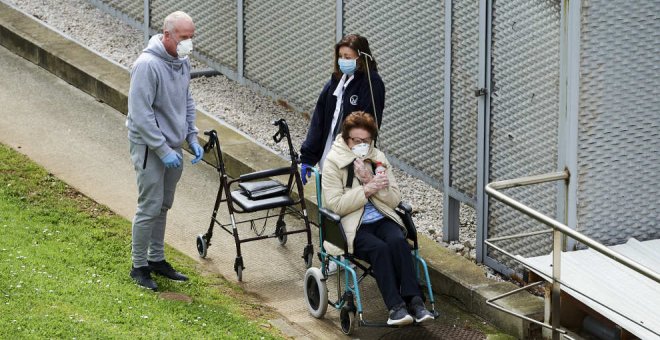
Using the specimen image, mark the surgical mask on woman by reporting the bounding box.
[176,39,193,59]
[338,58,357,75]
[351,143,370,158]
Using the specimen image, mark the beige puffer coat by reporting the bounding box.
[321,134,405,255]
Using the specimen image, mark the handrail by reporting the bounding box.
[485,170,660,340]
[485,171,660,284]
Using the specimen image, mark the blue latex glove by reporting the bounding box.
[300,163,313,185]
[161,151,182,168]
[190,142,204,164]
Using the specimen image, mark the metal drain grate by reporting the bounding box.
[378,324,486,340]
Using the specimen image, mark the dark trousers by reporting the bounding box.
[353,218,422,310]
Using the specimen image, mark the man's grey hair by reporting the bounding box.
[163,11,193,32]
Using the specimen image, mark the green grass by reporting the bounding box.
[0,144,284,339]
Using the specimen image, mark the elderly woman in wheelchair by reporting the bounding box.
[304,111,436,333]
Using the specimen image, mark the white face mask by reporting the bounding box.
[176,38,193,58]
[351,143,370,159]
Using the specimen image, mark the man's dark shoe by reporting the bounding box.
[148,260,189,281]
[408,296,434,323]
[130,266,158,291]
[387,302,414,326]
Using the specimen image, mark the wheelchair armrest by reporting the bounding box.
[319,208,349,254]
[319,208,341,223]
[239,166,292,182]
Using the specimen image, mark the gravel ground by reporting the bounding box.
[8,0,496,272]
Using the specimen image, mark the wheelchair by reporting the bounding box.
[303,168,439,335]
[195,119,314,281]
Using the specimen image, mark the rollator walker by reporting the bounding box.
[195,119,314,281]
[303,168,439,335]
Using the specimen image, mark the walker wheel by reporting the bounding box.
[303,244,314,268]
[276,222,287,246]
[236,264,243,282]
[304,267,328,319]
[234,257,244,282]
[305,252,314,268]
[339,306,356,335]
[196,234,207,258]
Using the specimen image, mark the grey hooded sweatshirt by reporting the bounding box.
[126,34,198,159]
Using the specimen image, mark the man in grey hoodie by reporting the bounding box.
[126,11,203,291]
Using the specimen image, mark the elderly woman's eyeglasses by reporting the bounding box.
[349,136,372,144]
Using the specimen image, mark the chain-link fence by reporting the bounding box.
[88,0,660,275]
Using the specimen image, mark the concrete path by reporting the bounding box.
[0,44,433,339]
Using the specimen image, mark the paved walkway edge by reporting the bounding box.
[0,2,543,338]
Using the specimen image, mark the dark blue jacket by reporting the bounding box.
[300,70,385,166]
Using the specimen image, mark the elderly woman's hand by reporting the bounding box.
[363,172,389,197]
[354,159,373,184]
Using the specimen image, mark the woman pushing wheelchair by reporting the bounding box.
[321,111,434,326]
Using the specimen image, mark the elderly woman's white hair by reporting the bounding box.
[162,11,193,32]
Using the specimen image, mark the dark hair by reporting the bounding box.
[333,34,378,79]
[341,111,378,143]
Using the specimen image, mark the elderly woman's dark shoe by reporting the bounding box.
[387,302,414,326]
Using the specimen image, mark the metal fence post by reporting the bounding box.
[551,0,581,335]
[143,0,150,46]
[335,0,343,42]
[236,0,245,84]
[476,0,493,263]
[551,228,562,340]
[442,0,460,243]
[561,0,581,252]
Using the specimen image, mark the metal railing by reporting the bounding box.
[484,170,660,340]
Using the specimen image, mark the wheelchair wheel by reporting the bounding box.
[196,234,207,258]
[275,221,287,246]
[304,267,328,318]
[339,306,356,335]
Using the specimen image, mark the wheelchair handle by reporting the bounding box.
[397,201,412,214]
